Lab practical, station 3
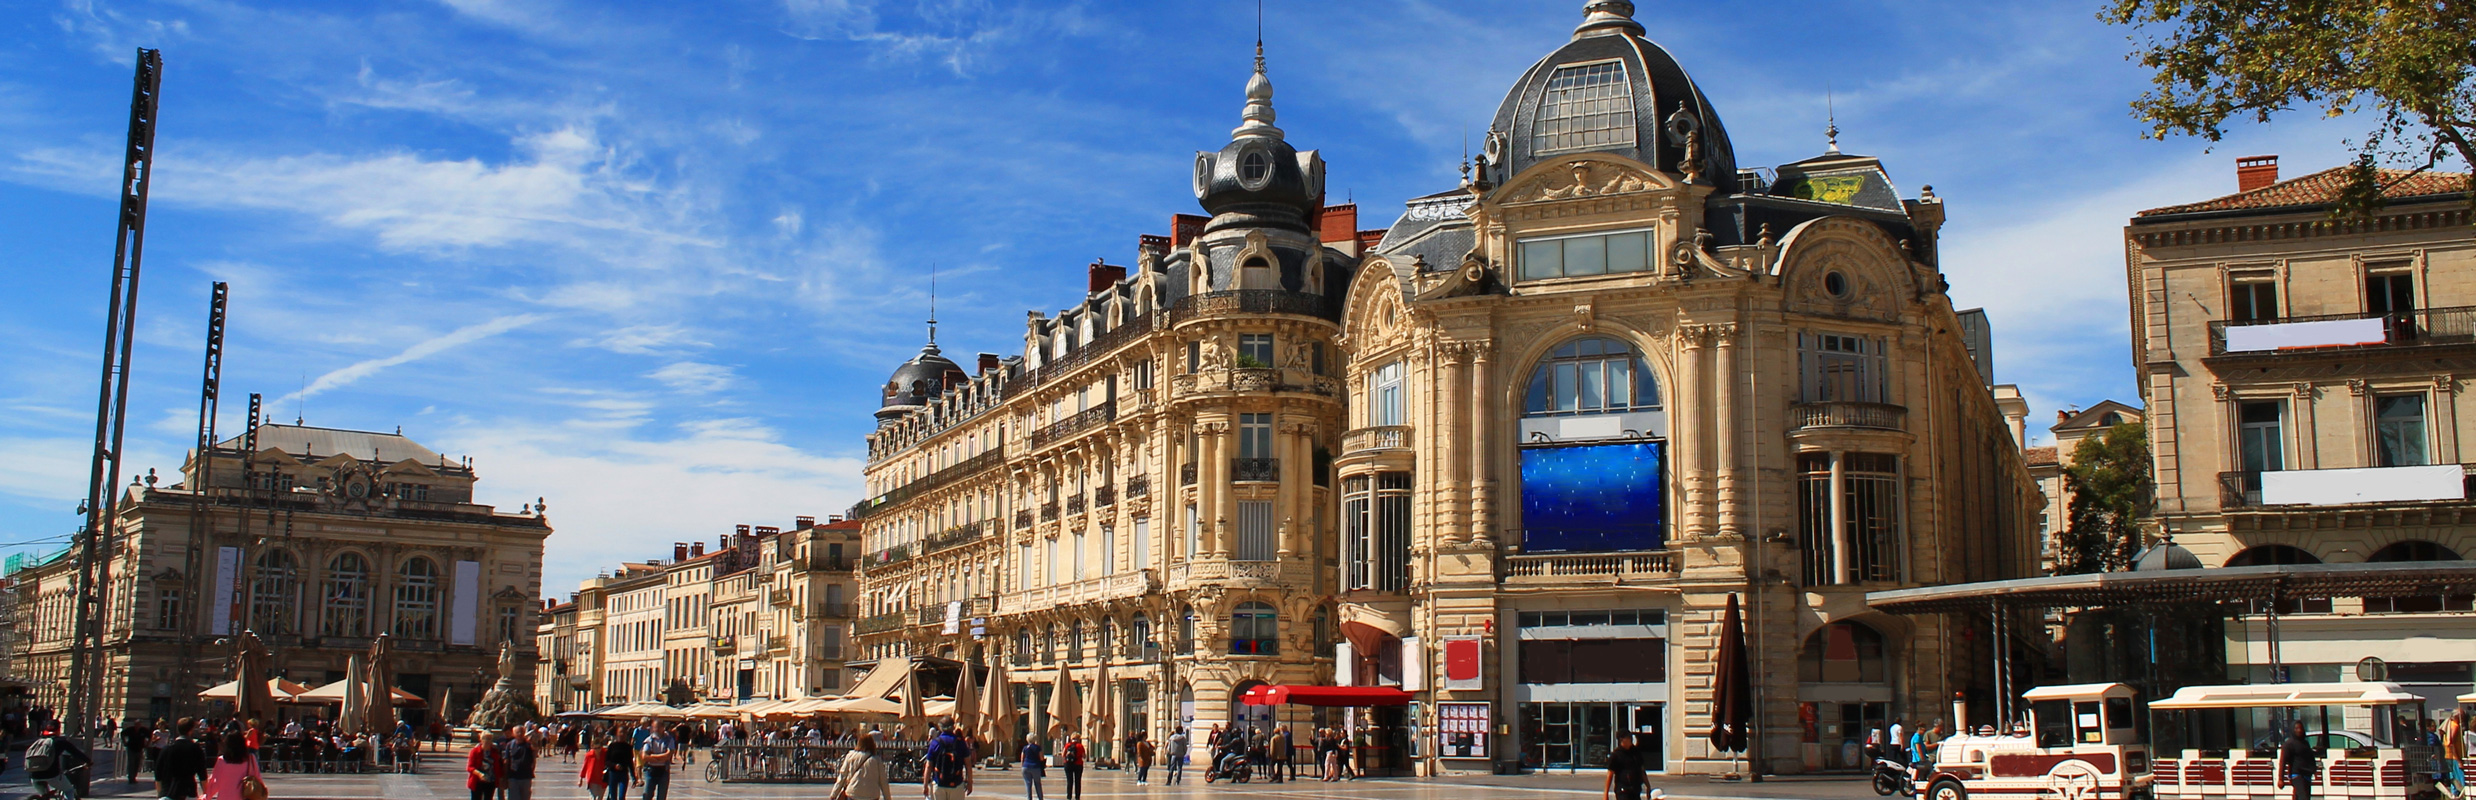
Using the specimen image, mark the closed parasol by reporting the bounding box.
[364,634,395,734]
[1045,667,1079,740]
[1708,593,1753,754]
[979,661,1016,753]
[899,664,929,736]
[338,653,367,735]
[951,660,982,740]
[1085,657,1113,742]
[234,631,279,723]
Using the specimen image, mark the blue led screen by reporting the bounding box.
[1518,440,1665,553]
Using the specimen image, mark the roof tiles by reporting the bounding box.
[2139,166,2468,217]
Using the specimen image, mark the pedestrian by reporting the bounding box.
[638,721,676,800]
[2439,708,2466,798]
[600,731,636,800]
[1019,736,1047,800]
[206,730,265,800]
[1320,729,1340,781]
[830,731,891,800]
[467,729,504,800]
[501,724,538,800]
[1272,724,1292,782]
[1164,728,1187,786]
[577,734,608,798]
[1132,732,1154,784]
[24,721,91,800]
[1604,734,1647,800]
[923,722,975,800]
[119,717,151,783]
[1060,733,1086,800]
[2277,721,2318,800]
[156,718,210,800]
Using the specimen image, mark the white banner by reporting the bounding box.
[1402,635,1424,691]
[450,560,482,645]
[2224,317,2387,352]
[944,601,963,635]
[1335,641,1355,686]
[2262,464,2464,506]
[211,546,241,635]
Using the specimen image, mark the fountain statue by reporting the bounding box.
[469,640,540,729]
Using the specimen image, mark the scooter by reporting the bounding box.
[1871,754,1915,797]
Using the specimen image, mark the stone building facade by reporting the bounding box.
[8,423,549,724]
[2124,154,2476,703]
[853,1,2039,776]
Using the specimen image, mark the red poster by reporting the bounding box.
[1444,636,1482,689]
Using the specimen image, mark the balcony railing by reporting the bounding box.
[2208,304,2476,356]
[769,589,793,606]
[1790,401,1907,431]
[812,602,855,619]
[710,636,733,652]
[1125,475,1149,498]
[1041,502,1060,522]
[2219,466,2476,508]
[1065,493,1087,516]
[801,555,853,572]
[848,446,1007,520]
[855,612,906,635]
[1505,551,1678,579]
[1165,289,1343,324]
[1013,314,1155,391]
[1014,509,1033,529]
[1232,457,1280,483]
[1094,485,1116,506]
[1180,463,1197,485]
[921,522,985,555]
[995,570,1158,616]
[868,543,912,569]
[1031,400,1116,450]
[914,598,992,627]
[1342,425,1410,453]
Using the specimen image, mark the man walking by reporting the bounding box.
[24,721,90,799]
[119,718,150,783]
[502,724,538,800]
[1604,735,1648,800]
[923,721,975,800]
[1271,725,1291,782]
[638,722,676,800]
[2278,721,2319,800]
[1163,729,1187,786]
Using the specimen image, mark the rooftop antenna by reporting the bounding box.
[296,373,304,425]
[1825,82,1841,155]
[926,262,938,347]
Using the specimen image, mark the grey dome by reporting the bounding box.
[2133,539,2202,572]
[1484,1,1736,188]
[1193,50,1324,234]
[880,343,962,410]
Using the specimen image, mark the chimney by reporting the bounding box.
[2236,155,2279,192]
[978,353,1002,375]
[795,515,815,530]
[1171,214,1208,246]
[827,514,844,523]
[673,543,688,562]
[735,524,751,537]
[690,541,706,557]
[1316,204,1359,248]
[1088,260,1127,294]
[2057,410,2072,424]
[755,525,781,537]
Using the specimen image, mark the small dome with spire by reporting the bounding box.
[879,342,962,413]
[1482,0,1736,187]
[1193,42,1324,234]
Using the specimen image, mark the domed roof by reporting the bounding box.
[1192,46,1324,234]
[1484,1,1736,188]
[881,343,962,410]
[2133,538,2202,572]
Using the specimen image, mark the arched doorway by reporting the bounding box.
[1229,680,1272,735]
[1796,620,1893,771]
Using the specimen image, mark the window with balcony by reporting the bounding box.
[1342,473,1412,591]
[1043,624,1058,665]
[1014,629,1032,666]
[1366,360,1406,426]
[1798,452,1903,585]
[1230,602,1279,655]
[1132,519,1149,571]
[2234,401,2286,504]
[1518,227,1655,281]
[1238,334,1274,368]
[2375,394,2428,467]
[1178,606,1195,655]
[1132,615,1157,660]
[1241,258,1275,291]
[1068,620,1085,663]
[2230,275,2279,322]
[1237,500,1276,562]
[2367,270,2415,315]
[1798,332,1890,404]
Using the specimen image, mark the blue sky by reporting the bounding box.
[0,0,2403,593]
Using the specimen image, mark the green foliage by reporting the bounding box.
[2101,0,2476,219]
[1234,354,1271,369]
[2058,422,2154,574]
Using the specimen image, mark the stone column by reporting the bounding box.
[1468,342,1494,544]
[1200,422,1223,556]
[1712,324,1740,538]
[1674,327,1707,538]
[1441,343,1470,535]
[1213,422,1237,557]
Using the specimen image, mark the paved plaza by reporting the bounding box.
[12,748,1876,800]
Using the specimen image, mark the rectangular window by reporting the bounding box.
[1311,342,1327,375]
[1372,361,1405,426]
[1237,500,1276,562]
[1044,538,1058,586]
[1131,519,1148,572]
[1184,504,1199,562]
[1799,453,1902,584]
[1074,532,1088,580]
[2237,401,2285,473]
[1133,358,1154,389]
[1239,413,1274,459]
[1517,228,1657,280]
[1799,333,1889,404]
[2375,394,2428,467]
[1187,340,1201,373]
[1342,477,1370,589]
[2230,277,2279,322]
[2367,271,2415,315]
[1518,639,1667,684]
[1239,334,1275,368]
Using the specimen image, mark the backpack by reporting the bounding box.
[929,735,970,787]
[24,736,58,775]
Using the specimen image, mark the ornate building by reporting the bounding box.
[9,423,549,724]
[854,1,2038,776]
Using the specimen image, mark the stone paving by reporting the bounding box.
[11,747,1877,800]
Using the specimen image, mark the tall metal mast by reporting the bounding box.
[69,47,164,733]
[176,282,227,716]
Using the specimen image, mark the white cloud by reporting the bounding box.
[648,362,736,393]
[278,314,545,404]
[581,324,710,355]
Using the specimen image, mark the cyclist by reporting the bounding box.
[25,721,91,800]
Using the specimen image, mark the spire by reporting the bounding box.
[1232,33,1283,140]
[1575,0,1645,39]
[925,262,940,350]
[1825,85,1842,155]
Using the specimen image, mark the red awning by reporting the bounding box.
[1241,685,1413,707]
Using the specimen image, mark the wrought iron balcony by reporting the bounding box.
[1180,463,1197,485]
[2208,304,2476,356]
[847,446,1006,520]
[1232,457,1280,483]
[1164,289,1342,324]
[1031,400,1116,450]
[1790,401,1907,432]
[1094,485,1117,506]
[1014,509,1033,529]
[855,612,906,635]
[1041,502,1060,522]
[868,543,912,568]
[1065,493,1087,516]
[921,522,985,555]
[812,602,854,619]
[1125,474,1149,497]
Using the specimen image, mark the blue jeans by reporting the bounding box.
[1023,773,1045,800]
[31,774,77,799]
[603,769,631,800]
[1166,755,1185,784]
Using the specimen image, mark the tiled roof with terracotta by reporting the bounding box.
[2140,166,2468,217]
[2024,446,2060,467]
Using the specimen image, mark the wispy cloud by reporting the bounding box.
[279,314,545,404]
[648,361,736,393]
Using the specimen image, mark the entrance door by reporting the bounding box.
[1623,703,1664,772]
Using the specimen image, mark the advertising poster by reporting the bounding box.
[1443,636,1483,690]
[1437,702,1490,760]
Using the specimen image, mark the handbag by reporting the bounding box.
[241,775,270,800]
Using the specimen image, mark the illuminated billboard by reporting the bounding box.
[1517,439,1665,553]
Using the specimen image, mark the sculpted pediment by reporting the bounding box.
[1499,157,1670,204]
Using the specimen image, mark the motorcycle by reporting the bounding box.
[1872,754,1915,797]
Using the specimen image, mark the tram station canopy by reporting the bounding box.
[1864,561,2476,614]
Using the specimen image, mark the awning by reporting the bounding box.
[1241,685,1412,707]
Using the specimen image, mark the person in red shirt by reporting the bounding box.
[466,734,503,800]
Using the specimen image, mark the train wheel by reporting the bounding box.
[1929,779,1968,800]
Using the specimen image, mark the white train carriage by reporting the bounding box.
[2150,682,2440,800]
[1918,683,2152,800]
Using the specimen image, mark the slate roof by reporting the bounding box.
[217,423,446,464]
[2138,166,2468,217]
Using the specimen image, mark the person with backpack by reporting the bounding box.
[1017,735,1045,800]
[24,721,90,800]
[501,724,538,800]
[467,730,504,800]
[637,722,676,800]
[1059,733,1085,800]
[829,731,891,800]
[922,721,974,800]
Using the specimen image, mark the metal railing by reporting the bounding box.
[812,602,854,619]
[1165,289,1343,323]
[1041,502,1060,522]
[1232,457,1280,483]
[855,612,906,635]
[1030,400,1116,449]
[1094,485,1116,506]
[846,446,1006,520]
[707,742,928,784]
[1013,314,1155,392]
[920,522,984,555]
[2208,304,2476,356]
[1790,401,1907,431]
[867,543,912,568]
[1342,425,1410,452]
[1014,509,1033,529]
[1065,493,1087,515]
[1180,463,1197,485]
[1126,474,1150,497]
[2218,466,2476,508]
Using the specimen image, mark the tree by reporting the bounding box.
[2101,0,2476,218]
[2057,422,2153,574]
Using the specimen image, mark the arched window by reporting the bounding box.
[1231,602,1279,655]
[322,553,371,638]
[1068,619,1085,663]
[2365,540,2471,613]
[250,549,299,635]
[1044,624,1059,665]
[393,557,440,638]
[1014,629,1033,666]
[1797,621,1887,683]
[1131,615,1156,660]
[1241,258,1275,290]
[1524,337,1661,418]
[1100,617,1117,660]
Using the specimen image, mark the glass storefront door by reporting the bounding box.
[1519,701,1661,771]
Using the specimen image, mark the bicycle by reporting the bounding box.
[28,763,89,800]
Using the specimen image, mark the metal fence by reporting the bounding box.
[703,742,926,784]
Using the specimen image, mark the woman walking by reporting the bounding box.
[204,730,264,800]
[598,731,636,800]
[1060,734,1086,800]
[828,732,890,800]
[1019,736,1047,800]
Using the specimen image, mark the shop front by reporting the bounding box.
[1240,684,1415,777]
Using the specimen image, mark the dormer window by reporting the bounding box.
[1533,60,1636,154]
[1240,150,1272,187]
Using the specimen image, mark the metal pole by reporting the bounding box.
[69,47,164,735]
[2265,579,2283,683]
[176,282,227,717]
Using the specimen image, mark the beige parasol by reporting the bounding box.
[364,634,396,734]
[234,631,280,723]
[1045,667,1079,740]
[899,665,929,736]
[1085,657,1113,743]
[951,661,982,743]
[978,661,1015,751]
